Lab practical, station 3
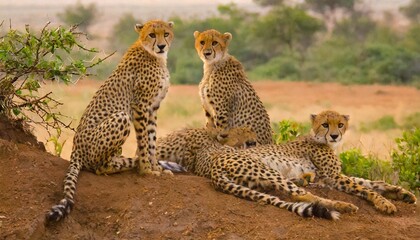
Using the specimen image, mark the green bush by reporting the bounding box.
[0,22,110,135]
[272,119,310,144]
[402,112,420,130]
[339,149,394,183]
[249,54,300,80]
[391,128,420,192]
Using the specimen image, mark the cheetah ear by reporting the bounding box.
[343,115,350,121]
[193,31,200,39]
[223,32,232,43]
[135,23,143,33]
[168,21,174,28]
[310,114,317,123]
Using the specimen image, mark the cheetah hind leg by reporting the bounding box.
[89,111,144,176]
[95,156,138,175]
[212,174,340,220]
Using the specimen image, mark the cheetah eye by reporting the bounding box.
[338,123,344,128]
[164,32,169,37]
[200,41,205,45]
[149,33,156,38]
[322,123,329,128]
[212,41,218,46]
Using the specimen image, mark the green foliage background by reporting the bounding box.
[91,0,420,86]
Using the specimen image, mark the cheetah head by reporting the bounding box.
[310,110,349,148]
[135,20,174,59]
[193,29,232,64]
[213,126,257,149]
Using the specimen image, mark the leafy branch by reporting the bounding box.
[0,22,114,135]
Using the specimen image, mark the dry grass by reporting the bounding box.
[33,80,420,161]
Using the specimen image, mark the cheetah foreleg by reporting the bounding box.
[349,176,416,204]
[328,174,398,214]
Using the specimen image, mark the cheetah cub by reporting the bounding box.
[46,20,174,222]
[249,110,417,214]
[157,127,358,220]
[194,29,273,145]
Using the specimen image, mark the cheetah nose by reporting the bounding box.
[330,134,339,140]
[157,44,166,50]
[204,52,212,56]
[245,140,257,148]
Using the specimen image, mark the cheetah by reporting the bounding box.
[244,110,417,214]
[46,20,174,222]
[157,126,258,174]
[194,29,273,145]
[157,126,358,220]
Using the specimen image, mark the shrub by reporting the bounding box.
[0,22,111,136]
[272,119,310,144]
[391,128,420,192]
[249,54,300,80]
[339,149,395,183]
[402,112,420,130]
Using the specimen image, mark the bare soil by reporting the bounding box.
[0,116,419,240]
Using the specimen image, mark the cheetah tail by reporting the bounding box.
[158,160,187,173]
[288,202,340,220]
[214,176,340,220]
[45,162,82,223]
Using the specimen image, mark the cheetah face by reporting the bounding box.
[215,126,257,149]
[310,110,349,148]
[135,20,174,59]
[194,29,232,64]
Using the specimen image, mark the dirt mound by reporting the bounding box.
[0,122,419,240]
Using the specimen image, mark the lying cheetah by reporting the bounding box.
[246,110,417,214]
[194,29,273,145]
[46,20,174,222]
[158,127,358,220]
[157,126,257,174]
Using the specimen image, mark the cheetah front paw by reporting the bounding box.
[383,188,417,204]
[374,198,397,214]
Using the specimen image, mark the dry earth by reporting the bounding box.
[0,116,419,240]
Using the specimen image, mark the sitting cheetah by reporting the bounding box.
[46,20,175,222]
[245,110,417,214]
[157,126,358,220]
[194,29,273,145]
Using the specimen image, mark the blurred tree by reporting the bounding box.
[251,6,323,62]
[333,10,377,42]
[304,0,358,36]
[108,13,139,53]
[57,1,98,34]
[403,24,420,53]
[400,0,420,23]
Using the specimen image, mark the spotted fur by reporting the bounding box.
[46,20,175,223]
[157,127,356,220]
[247,110,417,214]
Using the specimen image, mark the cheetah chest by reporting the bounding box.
[150,72,170,110]
[199,81,215,118]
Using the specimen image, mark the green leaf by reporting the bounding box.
[12,108,21,116]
